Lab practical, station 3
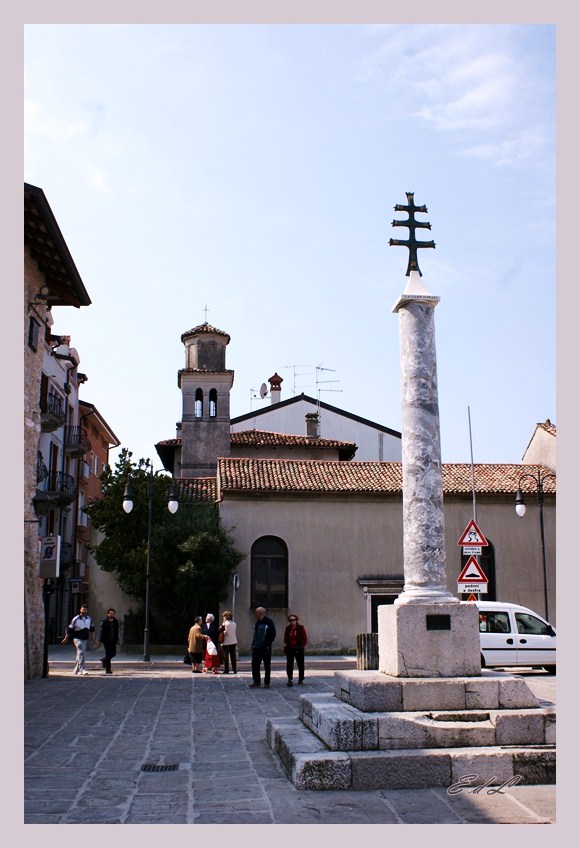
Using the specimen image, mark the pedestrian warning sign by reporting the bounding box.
[457,556,488,584]
[457,519,489,547]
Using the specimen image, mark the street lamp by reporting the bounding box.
[515,468,556,622]
[122,465,180,661]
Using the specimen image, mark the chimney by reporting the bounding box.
[268,372,283,405]
[305,412,319,439]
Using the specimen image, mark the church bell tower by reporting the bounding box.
[178,322,234,478]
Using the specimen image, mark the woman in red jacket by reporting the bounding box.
[283,613,308,686]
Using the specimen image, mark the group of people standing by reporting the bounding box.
[187,607,308,688]
[187,611,238,674]
[62,603,309,684]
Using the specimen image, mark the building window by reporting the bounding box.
[28,317,41,351]
[251,536,288,609]
[195,388,203,418]
[209,388,217,418]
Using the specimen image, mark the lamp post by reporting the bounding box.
[515,468,556,622]
[123,465,179,661]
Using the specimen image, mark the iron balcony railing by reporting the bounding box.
[64,425,91,456]
[59,541,74,568]
[36,470,77,505]
[40,393,66,432]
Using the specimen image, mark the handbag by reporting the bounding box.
[183,652,192,664]
[218,630,225,643]
[206,640,218,657]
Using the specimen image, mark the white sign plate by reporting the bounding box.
[457,584,484,594]
[462,546,482,555]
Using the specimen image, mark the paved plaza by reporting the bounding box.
[23,648,557,825]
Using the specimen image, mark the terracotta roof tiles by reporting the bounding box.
[216,458,556,496]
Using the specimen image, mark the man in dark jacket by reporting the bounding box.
[249,607,276,688]
[96,608,120,674]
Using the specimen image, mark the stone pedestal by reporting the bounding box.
[379,602,481,678]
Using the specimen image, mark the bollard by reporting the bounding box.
[356,632,379,670]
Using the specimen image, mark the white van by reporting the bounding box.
[471,600,556,674]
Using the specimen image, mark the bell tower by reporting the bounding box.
[178,322,234,478]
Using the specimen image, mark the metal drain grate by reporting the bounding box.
[141,763,180,773]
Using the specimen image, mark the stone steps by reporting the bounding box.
[267,716,556,791]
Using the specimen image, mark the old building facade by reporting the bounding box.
[156,322,556,653]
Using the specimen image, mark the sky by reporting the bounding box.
[23,22,556,468]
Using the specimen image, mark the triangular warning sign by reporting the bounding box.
[466,593,478,602]
[457,556,488,583]
[457,519,489,547]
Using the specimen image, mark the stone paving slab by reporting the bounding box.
[21,658,557,825]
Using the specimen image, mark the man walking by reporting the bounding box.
[96,608,120,674]
[62,604,95,675]
[249,607,276,688]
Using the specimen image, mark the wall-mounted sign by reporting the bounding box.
[39,535,61,579]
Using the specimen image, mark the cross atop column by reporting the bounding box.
[203,305,210,323]
[389,192,436,276]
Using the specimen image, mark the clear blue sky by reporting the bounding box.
[24,23,556,467]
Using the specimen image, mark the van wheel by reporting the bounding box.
[480,654,487,669]
[543,665,556,675]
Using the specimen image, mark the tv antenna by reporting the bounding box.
[282,363,314,395]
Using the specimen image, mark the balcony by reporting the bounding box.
[64,425,91,457]
[59,541,74,569]
[40,393,66,433]
[34,470,76,508]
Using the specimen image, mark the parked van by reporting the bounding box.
[470,600,556,674]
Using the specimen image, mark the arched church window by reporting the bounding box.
[195,388,203,418]
[209,388,217,418]
[251,536,288,609]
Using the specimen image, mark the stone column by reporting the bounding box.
[394,272,456,605]
[380,271,480,677]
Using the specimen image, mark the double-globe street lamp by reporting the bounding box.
[123,464,179,662]
[515,468,556,622]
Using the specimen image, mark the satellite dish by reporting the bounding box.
[260,383,268,398]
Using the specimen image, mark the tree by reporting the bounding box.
[86,449,245,643]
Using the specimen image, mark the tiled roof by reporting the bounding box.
[230,429,357,451]
[180,322,230,343]
[173,477,217,502]
[157,430,357,451]
[537,419,557,438]
[216,458,556,496]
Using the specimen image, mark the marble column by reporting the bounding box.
[392,271,457,605]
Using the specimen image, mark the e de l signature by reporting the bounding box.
[447,773,523,795]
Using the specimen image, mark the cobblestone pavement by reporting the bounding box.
[23,652,557,825]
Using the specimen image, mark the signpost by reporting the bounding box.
[457,521,489,596]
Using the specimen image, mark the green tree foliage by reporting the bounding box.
[86,449,245,643]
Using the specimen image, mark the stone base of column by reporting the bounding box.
[379,602,481,678]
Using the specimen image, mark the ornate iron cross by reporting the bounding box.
[389,192,436,276]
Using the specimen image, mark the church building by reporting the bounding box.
[155,322,556,654]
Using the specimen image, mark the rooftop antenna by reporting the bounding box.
[282,363,314,395]
[249,383,269,411]
[315,365,342,432]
